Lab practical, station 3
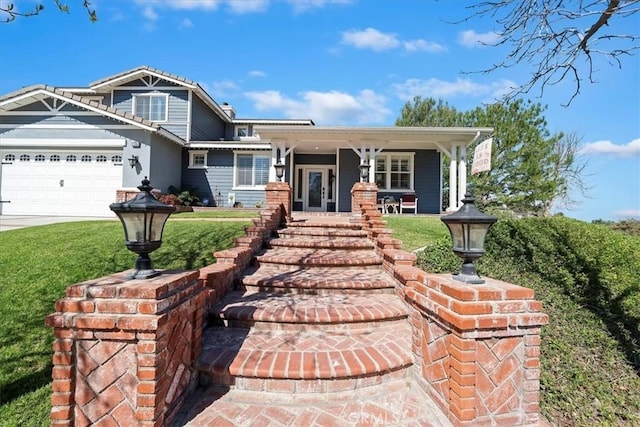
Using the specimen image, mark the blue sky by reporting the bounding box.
[1,0,638,221]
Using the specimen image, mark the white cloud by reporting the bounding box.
[392,77,516,101]
[245,89,391,125]
[341,28,400,52]
[287,0,354,13]
[227,0,269,14]
[341,28,445,54]
[404,39,446,53]
[248,70,267,78]
[179,17,193,29]
[613,209,640,219]
[580,139,640,156]
[142,6,159,20]
[458,30,500,48]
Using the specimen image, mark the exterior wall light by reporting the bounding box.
[128,155,139,168]
[109,177,175,280]
[441,192,497,284]
[359,160,370,182]
[274,160,285,182]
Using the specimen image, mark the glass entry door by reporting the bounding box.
[306,169,325,211]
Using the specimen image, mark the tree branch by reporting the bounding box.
[579,0,620,53]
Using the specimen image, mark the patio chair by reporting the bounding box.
[399,193,418,214]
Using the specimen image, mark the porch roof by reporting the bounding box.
[253,125,494,153]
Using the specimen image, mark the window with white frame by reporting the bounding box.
[133,93,168,122]
[235,126,249,138]
[189,151,208,168]
[374,153,414,191]
[234,152,270,187]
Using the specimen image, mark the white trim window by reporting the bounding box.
[374,153,415,191]
[235,126,249,137]
[189,150,208,169]
[234,152,270,188]
[133,93,168,122]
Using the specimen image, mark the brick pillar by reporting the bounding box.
[46,270,205,427]
[351,182,378,215]
[265,182,291,222]
[402,271,548,427]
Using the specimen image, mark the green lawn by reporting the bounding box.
[383,215,448,251]
[174,210,260,219]
[0,219,251,426]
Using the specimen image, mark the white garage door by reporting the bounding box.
[0,151,123,216]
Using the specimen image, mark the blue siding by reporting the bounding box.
[181,149,269,208]
[337,149,441,214]
[112,89,189,139]
[149,134,182,193]
[337,150,361,212]
[413,150,441,214]
[190,95,225,140]
[294,154,336,165]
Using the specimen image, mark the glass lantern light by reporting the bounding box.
[274,160,285,182]
[109,177,175,280]
[359,160,370,182]
[440,192,497,284]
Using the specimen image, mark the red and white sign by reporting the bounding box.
[472,138,492,174]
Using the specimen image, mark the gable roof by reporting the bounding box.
[89,65,233,124]
[0,85,185,145]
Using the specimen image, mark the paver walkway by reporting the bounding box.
[173,213,452,426]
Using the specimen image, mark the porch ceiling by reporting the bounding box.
[253,126,494,153]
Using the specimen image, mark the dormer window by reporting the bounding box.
[133,93,168,122]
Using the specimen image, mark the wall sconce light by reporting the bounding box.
[359,160,370,183]
[274,160,285,182]
[440,192,497,284]
[128,155,139,168]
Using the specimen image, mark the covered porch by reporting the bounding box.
[255,126,493,213]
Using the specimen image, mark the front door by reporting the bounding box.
[306,169,325,211]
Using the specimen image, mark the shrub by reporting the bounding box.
[157,193,182,206]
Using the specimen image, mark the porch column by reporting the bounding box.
[448,145,458,211]
[458,145,467,208]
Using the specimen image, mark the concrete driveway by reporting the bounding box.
[0,215,115,232]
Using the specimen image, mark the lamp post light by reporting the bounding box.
[359,160,370,183]
[109,177,175,280]
[274,160,285,182]
[440,192,497,284]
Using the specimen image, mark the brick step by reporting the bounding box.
[277,227,368,238]
[268,236,375,250]
[256,248,382,267]
[211,291,408,330]
[198,323,413,390]
[286,220,362,230]
[240,266,396,294]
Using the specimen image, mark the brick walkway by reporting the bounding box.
[172,213,452,426]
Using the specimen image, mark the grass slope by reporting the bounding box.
[0,219,250,426]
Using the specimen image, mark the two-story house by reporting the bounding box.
[0,66,492,217]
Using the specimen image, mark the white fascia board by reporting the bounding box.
[0,138,126,148]
[189,142,271,150]
[1,89,158,132]
[157,129,187,146]
[91,70,197,90]
[233,119,314,125]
